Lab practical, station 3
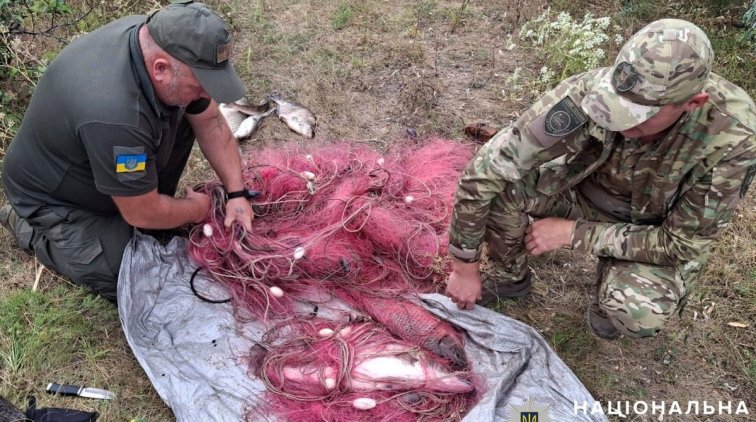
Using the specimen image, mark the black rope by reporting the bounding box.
[189,267,231,304]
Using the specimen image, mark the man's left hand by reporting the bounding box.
[524,217,576,256]
[224,197,254,232]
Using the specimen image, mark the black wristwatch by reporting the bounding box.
[225,187,260,201]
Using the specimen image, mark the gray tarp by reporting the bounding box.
[119,232,607,422]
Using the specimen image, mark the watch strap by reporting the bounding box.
[225,188,261,201]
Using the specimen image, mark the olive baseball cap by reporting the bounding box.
[146,1,245,103]
[581,19,713,132]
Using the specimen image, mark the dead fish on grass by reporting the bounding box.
[231,107,275,139]
[268,94,316,138]
[219,100,273,140]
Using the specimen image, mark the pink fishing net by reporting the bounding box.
[187,139,479,421]
[249,317,480,422]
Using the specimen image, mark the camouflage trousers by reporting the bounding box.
[485,185,690,338]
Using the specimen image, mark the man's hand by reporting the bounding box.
[445,260,482,310]
[223,196,254,231]
[184,186,212,223]
[524,217,576,255]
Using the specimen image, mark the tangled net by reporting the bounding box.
[249,316,480,422]
[187,139,478,421]
[188,139,474,321]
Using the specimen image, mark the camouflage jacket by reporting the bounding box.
[449,69,756,275]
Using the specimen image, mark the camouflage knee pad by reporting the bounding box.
[597,259,686,338]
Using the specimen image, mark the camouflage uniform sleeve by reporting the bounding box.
[448,72,595,262]
[572,140,756,266]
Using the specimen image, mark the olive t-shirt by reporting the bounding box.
[3,15,208,218]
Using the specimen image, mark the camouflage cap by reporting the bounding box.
[581,19,713,132]
[147,1,245,104]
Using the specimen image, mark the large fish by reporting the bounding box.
[348,342,474,393]
[343,293,468,370]
[279,325,473,394]
[234,108,275,139]
[268,94,316,138]
[218,102,246,136]
[220,100,273,140]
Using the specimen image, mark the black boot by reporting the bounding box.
[478,272,532,306]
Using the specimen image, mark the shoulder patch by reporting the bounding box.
[741,164,756,198]
[544,96,588,137]
[113,146,147,179]
[115,153,147,173]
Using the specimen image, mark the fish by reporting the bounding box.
[268,94,316,138]
[219,99,273,140]
[233,108,275,139]
[343,293,468,370]
[347,343,474,393]
[218,103,247,136]
[278,327,474,394]
[226,100,271,115]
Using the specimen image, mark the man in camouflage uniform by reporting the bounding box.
[445,19,756,339]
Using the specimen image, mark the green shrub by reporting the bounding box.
[520,10,621,82]
[507,10,622,96]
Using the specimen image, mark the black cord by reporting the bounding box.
[189,267,231,304]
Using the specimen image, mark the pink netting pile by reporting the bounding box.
[187,139,479,421]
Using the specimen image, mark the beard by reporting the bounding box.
[167,61,191,108]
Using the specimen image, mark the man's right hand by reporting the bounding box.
[445,260,482,310]
[184,186,212,223]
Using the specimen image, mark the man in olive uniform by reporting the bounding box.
[0,2,255,300]
[445,19,756,339]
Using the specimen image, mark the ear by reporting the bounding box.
[151,57,173,84]
[682,92,709,112]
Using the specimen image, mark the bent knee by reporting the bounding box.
[599,299,674,338]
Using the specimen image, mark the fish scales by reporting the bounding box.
[355,296,468,370]
[268,94,316,138]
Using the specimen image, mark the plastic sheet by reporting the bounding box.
[119,233,607,421]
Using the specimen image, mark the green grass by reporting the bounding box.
[442,0,473,33]
[549,314,597,355]
[711,32,756,96]
[0,283,170,420]
[748,352,756,385]
[615,0,658,23]
[1,0,755,420]
[0,286,115,406]
[332,1,354,30]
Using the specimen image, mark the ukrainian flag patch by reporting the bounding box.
[115,153,147,173]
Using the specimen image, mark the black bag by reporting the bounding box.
[24,396,98,422]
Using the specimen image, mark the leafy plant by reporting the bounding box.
[518,10,622,89]
[444,0,472,33]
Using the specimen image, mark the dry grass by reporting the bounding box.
[1,0,754,420]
